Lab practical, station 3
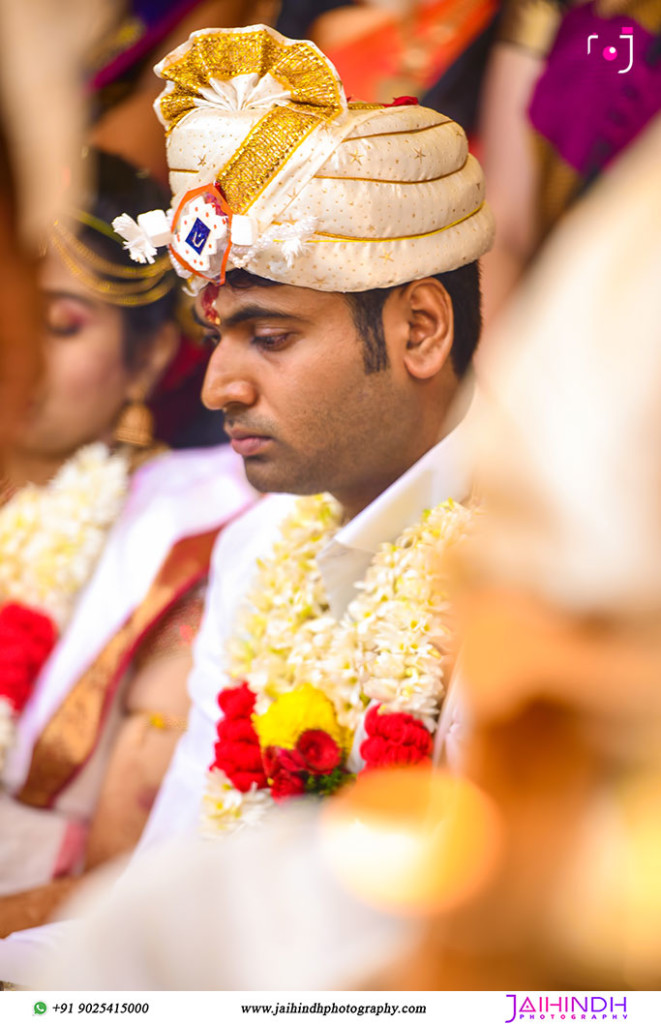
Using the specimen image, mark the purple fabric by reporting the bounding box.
[90,0,201,91]
[528,3,661,180]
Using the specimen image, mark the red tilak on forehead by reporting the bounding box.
[201,282,221,326]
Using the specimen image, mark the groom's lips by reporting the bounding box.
[226,429,272,456]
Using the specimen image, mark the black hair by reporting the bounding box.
[343,262,482,377]
[224,261,482,378]
[77,148,178,369]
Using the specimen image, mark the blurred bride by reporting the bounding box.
[0,149,255,935]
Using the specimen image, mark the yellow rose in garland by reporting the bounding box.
[254,684,346,751]
[257,685,353,800]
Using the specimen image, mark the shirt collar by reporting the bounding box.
[317,415,472,616]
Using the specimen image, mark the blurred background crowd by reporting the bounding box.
[0,0,660,993]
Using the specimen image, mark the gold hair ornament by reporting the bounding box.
[50,225,176,308]
[58,217,172,279]
[73,209,127,242]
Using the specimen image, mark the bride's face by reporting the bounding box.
[16,248,136,459]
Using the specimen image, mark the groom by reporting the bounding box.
[128,22,493,840]
[0,22,493,982]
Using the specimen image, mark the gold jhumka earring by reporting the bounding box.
[113,399,155,449]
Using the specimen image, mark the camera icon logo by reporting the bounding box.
[587,26,634,73]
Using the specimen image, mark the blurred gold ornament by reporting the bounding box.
[113,401,154,449]
[320,767,503,916]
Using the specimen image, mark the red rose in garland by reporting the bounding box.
[360,704,433,769]
[261,729,347,802]
[297,729,342,774]
[268,758,307,801]
[211,681,267,792]
[0,444,131,775]
[0,602,57,713]
[218,682,257,720]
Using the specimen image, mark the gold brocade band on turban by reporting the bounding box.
[114,24,494,292]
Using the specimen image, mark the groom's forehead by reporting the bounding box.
[210,282,344,324]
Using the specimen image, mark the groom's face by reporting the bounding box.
[198,280,422,514]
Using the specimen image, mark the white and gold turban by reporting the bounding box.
[113,24,494,292]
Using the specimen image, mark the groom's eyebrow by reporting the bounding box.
[193,304,308,331]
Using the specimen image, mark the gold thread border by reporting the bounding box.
[18,531,220,809]
[270,201,485,244]
[314,157,470,185]
[340,120,451,142]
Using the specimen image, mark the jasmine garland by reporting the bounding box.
[202,493,474,834]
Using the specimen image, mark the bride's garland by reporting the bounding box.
[0,444,130,771]
[202,493,473,834]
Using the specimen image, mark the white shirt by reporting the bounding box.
[139,423,471,850]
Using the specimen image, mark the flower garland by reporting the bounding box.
[202,493,473,834]
[0,444,130,771]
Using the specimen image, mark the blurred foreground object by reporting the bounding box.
[0,0,111,456]
[20,768,500,989]
[388,114,661,989]
[33,804,415,990]
[321,767,503,917]
[0,126,41,461]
